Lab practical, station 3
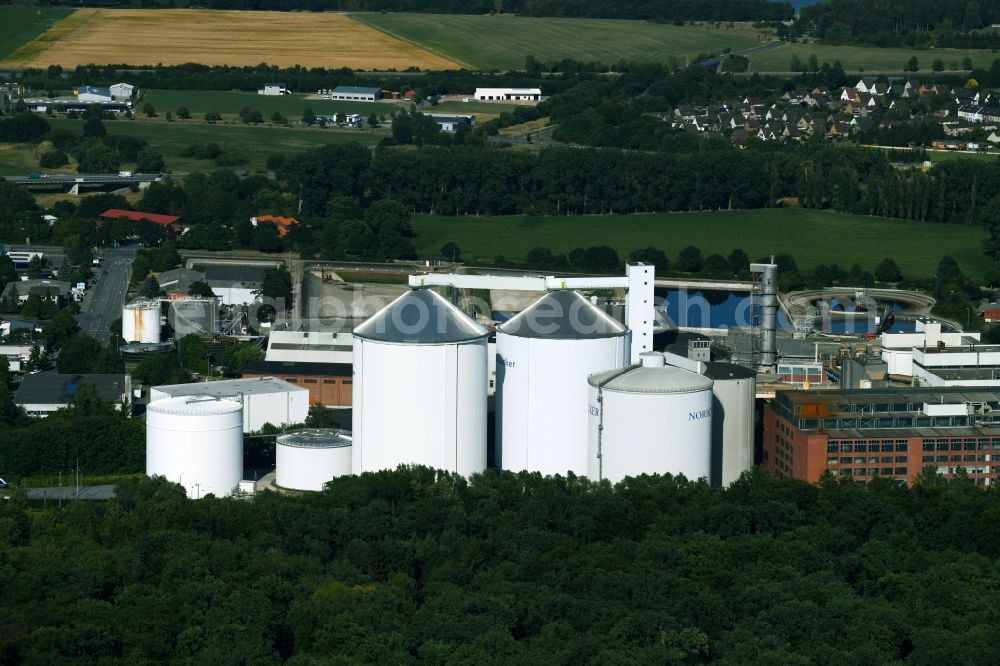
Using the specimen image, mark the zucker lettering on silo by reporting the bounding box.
[688,408,712,421]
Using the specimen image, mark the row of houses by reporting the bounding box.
[670,77,999,148]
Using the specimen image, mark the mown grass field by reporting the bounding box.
[354,13,765,70]
[1,8,460,69]
[45,117,380,172]
[749,42,999,73]
[0,7,72,60]
[412,208,991,280]
[926,150,1000,163]
[143,90,406,120]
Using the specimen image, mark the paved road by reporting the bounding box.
[78,248,136,342]
[3,173,177,186]
[27,484,116,500]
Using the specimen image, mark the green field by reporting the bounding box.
[0,7,72,60]
[412,208,991,279]
[354,13,765,70]
[46,117,381,172]
[749,42,999,73]
[926,150,1000,163]
[142,89,406,120]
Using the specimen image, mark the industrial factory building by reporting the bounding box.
[330,85,381,101]
[204,266,264,306]
[15,372,131,417]
[265,331,353,364]
[474,87,542,101]
[763,387,1000,486]
[242,360,352,406]
[150,377,308,432]
[881,319,980,379]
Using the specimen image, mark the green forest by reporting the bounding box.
[1,468,999,663]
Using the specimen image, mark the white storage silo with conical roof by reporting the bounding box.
[587,352,714,483]
[352,288,489,477]
[497,289,629,477]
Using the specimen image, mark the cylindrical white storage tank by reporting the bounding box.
[353,288,488,477]
[704,362,756,487]
[497,290,629,477]
[146,395,243,498]
[123,299,162,343]
[170,298,216,338]
[276,429,352,491]
[588,352,714,483]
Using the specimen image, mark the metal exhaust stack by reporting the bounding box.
[750,260,778,373]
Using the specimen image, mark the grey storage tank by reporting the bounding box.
[703,362,756,487]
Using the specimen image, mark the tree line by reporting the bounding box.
[799,0,1000,48]
[0,467,998,662]
[29,0,792,21]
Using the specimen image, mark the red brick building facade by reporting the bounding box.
[243,361,352,407]
[763,388,1000,486]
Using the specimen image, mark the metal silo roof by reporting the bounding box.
[498,290,627,339]
[353,288,489,344]
[146,395,243,416]
[589,364,714,394]
[277,429,352,449]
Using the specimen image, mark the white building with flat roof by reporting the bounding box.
[330,86,380,101]
[474,87,541,101]
[880,319,997,385]
[150,377,308,432]
[265,331,354,364]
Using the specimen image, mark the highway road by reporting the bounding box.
[78,248,136,342]
[3,173,178,186]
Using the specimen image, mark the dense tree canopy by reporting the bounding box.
[0,468,999,663]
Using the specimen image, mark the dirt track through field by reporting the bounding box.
[1,8,461,70]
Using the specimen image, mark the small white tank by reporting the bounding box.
[146,395,243,498]
[588,352,714,483]
[276,429,352,491]
[122,299,161,343]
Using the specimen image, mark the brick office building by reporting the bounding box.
[763,388,1000,486]
[243,361,352,407]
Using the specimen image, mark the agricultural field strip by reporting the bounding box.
[0,8,460,70]
[353,13,765,70]
[411,209,990,280]
[0,8,74,61]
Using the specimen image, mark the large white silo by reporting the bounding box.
[122,299,161,343]
[146,395,243,499]
[588,352,714,483]
[352,288,489,477]
[703,362,756,487]
[497,289,629,477]
[276,429,352,491]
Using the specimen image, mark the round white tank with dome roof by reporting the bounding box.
[352,288,488,476]
[496,289,629,477]
[588,352,713,483]
[276,429,352,491]
[146,395,243,498]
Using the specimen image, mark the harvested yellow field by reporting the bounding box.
[1,8,461,70]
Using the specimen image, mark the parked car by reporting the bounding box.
[0,477,8,489]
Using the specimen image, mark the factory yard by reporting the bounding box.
[0,8,462,70]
